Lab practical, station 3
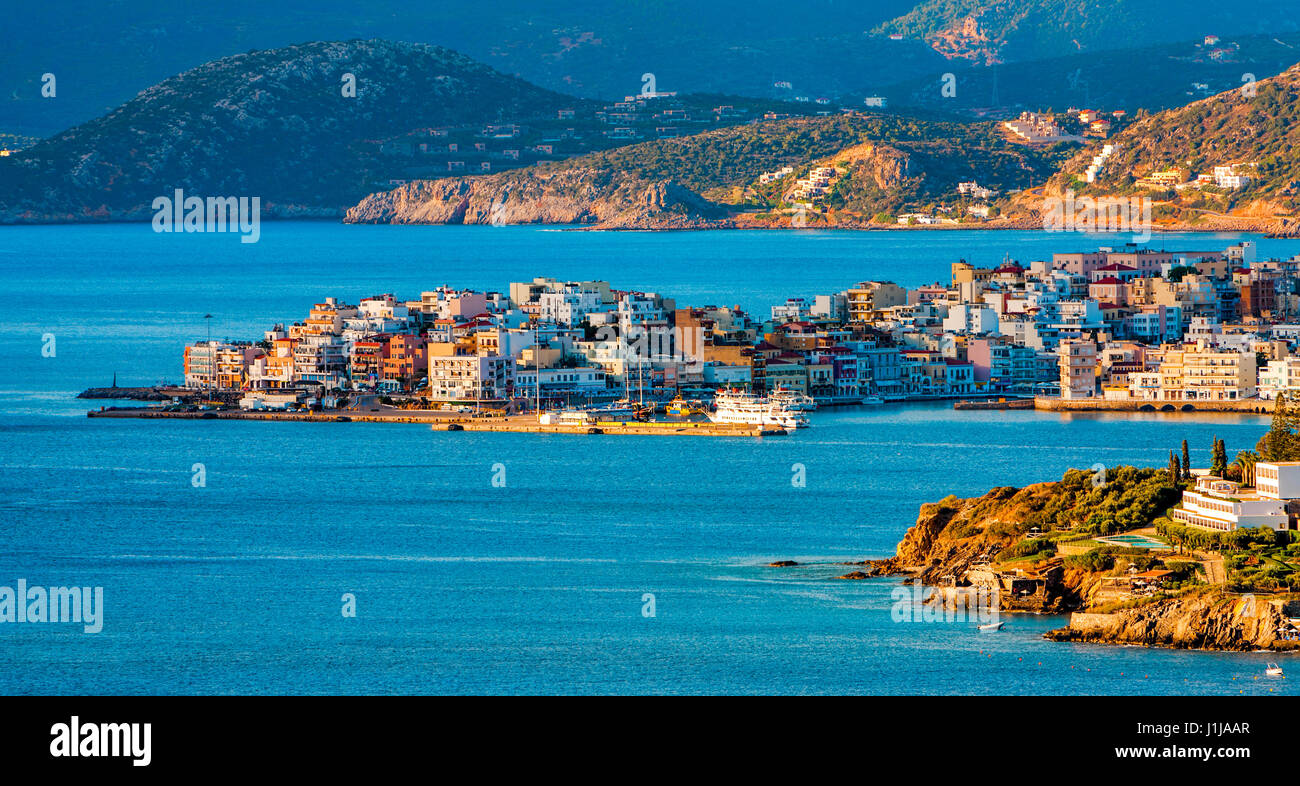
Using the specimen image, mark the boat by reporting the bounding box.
[1266,663,1284,676]
[860,395,884,405]
[708,389,809,430]
[769,387,817,411]
[665,396,692,416]
[977,620,1004,631]
[589,403,641,421]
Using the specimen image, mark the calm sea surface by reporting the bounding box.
[3,223,1300,694]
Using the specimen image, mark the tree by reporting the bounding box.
[1234,450,1260,487]
[1168,450,1181,485]
[1181,439,1191,476]
[1210,437,1228,478]
[1260,391,1300,461]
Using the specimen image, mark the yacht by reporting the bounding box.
[709,389,809,430]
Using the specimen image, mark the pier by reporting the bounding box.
[85,407,781,437]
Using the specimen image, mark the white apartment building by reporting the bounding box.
[942,304,999,334]
[1260,358,1300,399]
[1171,465,1300,532]
[539,285,607,327]
[426,355,515,401]
[514,367,608,398]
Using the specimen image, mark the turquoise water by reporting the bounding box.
[2,223,1300,695]
[1098,535,1169,549]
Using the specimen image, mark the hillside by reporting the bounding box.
[0,2,940,138]
[346,113,1064,228]
[878,31,1300,115]
[1044,63,1300,224]
[875,0,1298,65]
[0,40,586,222]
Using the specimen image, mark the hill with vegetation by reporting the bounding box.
[878,31,1300,115]
[1043,63,1300,227]
[347,113,1066,227]
[0,40,588,222]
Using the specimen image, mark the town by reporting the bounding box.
[172,239,1300,420]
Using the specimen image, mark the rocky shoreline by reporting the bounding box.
[779,472,1300,652]
[1045,592,1300,651]
[77,385,193,401]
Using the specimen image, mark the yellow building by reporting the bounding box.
[845,281,907,323]
[1158,341,1257,401]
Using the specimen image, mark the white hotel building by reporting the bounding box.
[1171,462,1300,532]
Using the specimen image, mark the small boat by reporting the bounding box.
[978,621,1004,631]
[665,396,692,416]
[860,395,884,405]
[1266,663,1284,676]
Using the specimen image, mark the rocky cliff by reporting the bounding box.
[344,167,729,228]
[1047,591,1300,651]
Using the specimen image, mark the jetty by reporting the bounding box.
[953,398,1035,411]
[85,406,782,437]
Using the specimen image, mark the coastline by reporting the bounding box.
[790,468,1300,652]
[6,213,1297,236]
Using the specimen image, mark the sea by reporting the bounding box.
[2,222,1300,695]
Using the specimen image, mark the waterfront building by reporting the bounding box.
[1058,339,1098,399]
[1157,341,1256,401]
[427,354,515,402]
[183,341,264,390]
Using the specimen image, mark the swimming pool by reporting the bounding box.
[1096,534,1170,550]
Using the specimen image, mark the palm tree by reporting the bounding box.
[1234,450,1260,487]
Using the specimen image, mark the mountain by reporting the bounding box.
[0,40,591,222]
[347,113,1065,228]
[876,31,1300,115]
[875,0,1299,65]
[0,1,931,138]
[1044,63,1300,227]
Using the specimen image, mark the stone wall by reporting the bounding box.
[1035,396,1272,414]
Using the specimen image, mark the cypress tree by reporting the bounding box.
[1169,450,1180,485]
[1181,439,1191,476]
[1211,437,1228,478]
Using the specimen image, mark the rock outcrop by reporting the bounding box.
[1047,592,1300,651]
[345,167,729,228]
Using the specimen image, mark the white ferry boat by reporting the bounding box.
[709,389,809,430]
[768,388,817,411]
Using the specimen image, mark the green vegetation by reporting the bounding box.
[1022,466,1180,535]
[526,113,1063,218]
[1259,392,1300,461]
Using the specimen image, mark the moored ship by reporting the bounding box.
[768,387,817,411]
[708,389,809,429]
